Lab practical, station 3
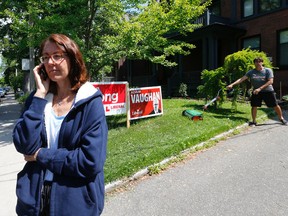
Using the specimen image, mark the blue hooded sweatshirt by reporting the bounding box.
[13,82,108,216]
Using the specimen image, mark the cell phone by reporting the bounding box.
[39,65,48,80]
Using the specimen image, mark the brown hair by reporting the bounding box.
[253,57,263,63]
[39,34,89,93]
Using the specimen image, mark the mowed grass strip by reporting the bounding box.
[104,98,271,183]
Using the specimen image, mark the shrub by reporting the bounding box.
[16,92,29,104]
[197,67,226,107]
[178,83,188,97]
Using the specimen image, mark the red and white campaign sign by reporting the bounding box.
[92,82,128,116]
[129,86,163,120]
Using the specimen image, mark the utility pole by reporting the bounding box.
[28,14,35,92]
[28,46,35,92]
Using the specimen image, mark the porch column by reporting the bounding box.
[207,35,218,70]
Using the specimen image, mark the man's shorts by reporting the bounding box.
[250,91,278,107]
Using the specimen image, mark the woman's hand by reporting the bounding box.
[24,148,42,162]
[33,64,50,99]
[227,84,233,90]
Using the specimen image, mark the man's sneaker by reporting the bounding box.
[248,121,257,127]
[280,119,288,125]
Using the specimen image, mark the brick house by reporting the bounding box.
[113,0,288,98]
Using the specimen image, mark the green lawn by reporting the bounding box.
[104,98,273,184]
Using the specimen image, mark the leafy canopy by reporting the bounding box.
[0,0,211,81]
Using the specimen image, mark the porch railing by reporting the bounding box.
[194,10,231,28]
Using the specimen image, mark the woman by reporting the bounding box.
[13,34,108,216]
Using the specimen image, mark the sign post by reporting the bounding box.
[126,82,130,128]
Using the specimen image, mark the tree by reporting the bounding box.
[9,72,25,93]
[0,0,211,82]
[0,54,6,78]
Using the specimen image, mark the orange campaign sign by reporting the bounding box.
[92,82,128,116]
[129,86,163,120]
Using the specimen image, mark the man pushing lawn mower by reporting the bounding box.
[227,57,287,126]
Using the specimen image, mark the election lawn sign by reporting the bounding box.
[92,82,163,127]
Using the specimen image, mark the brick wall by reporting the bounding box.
[236,10,288,95]
[237,10,288,59]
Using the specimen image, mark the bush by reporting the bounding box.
[178,83,188,97]
[16,92,29,104]
[197,67,226,107]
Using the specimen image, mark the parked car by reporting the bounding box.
[0,88,5,98]
[4,86,11,94]
[15,89,25,98]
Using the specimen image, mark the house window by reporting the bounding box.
[258,0,281,13]
[243,0,254,17]
[278,29,288,67]
[243,36,261,50]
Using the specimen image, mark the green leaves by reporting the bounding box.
[224,48,273,79]
[1,0,211,80]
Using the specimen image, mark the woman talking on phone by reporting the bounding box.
[13,34,108,216]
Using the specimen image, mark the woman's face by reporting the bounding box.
[41,41,71,84]
[254,60,263,70]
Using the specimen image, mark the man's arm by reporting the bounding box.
[227,75,248,89]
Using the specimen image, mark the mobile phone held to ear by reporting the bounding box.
[39,65,48,80]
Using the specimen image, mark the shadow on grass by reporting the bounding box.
[183,103,246,114]
[106,115,127,129]
[182,103,277,123]
[106,112,164,129]
[203,107,248,122]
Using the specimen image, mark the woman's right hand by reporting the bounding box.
[33,64,50,98]
[226,85,232,90]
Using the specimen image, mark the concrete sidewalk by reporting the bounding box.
[0,93,24,216]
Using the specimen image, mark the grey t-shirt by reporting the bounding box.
[245,67,274,92]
